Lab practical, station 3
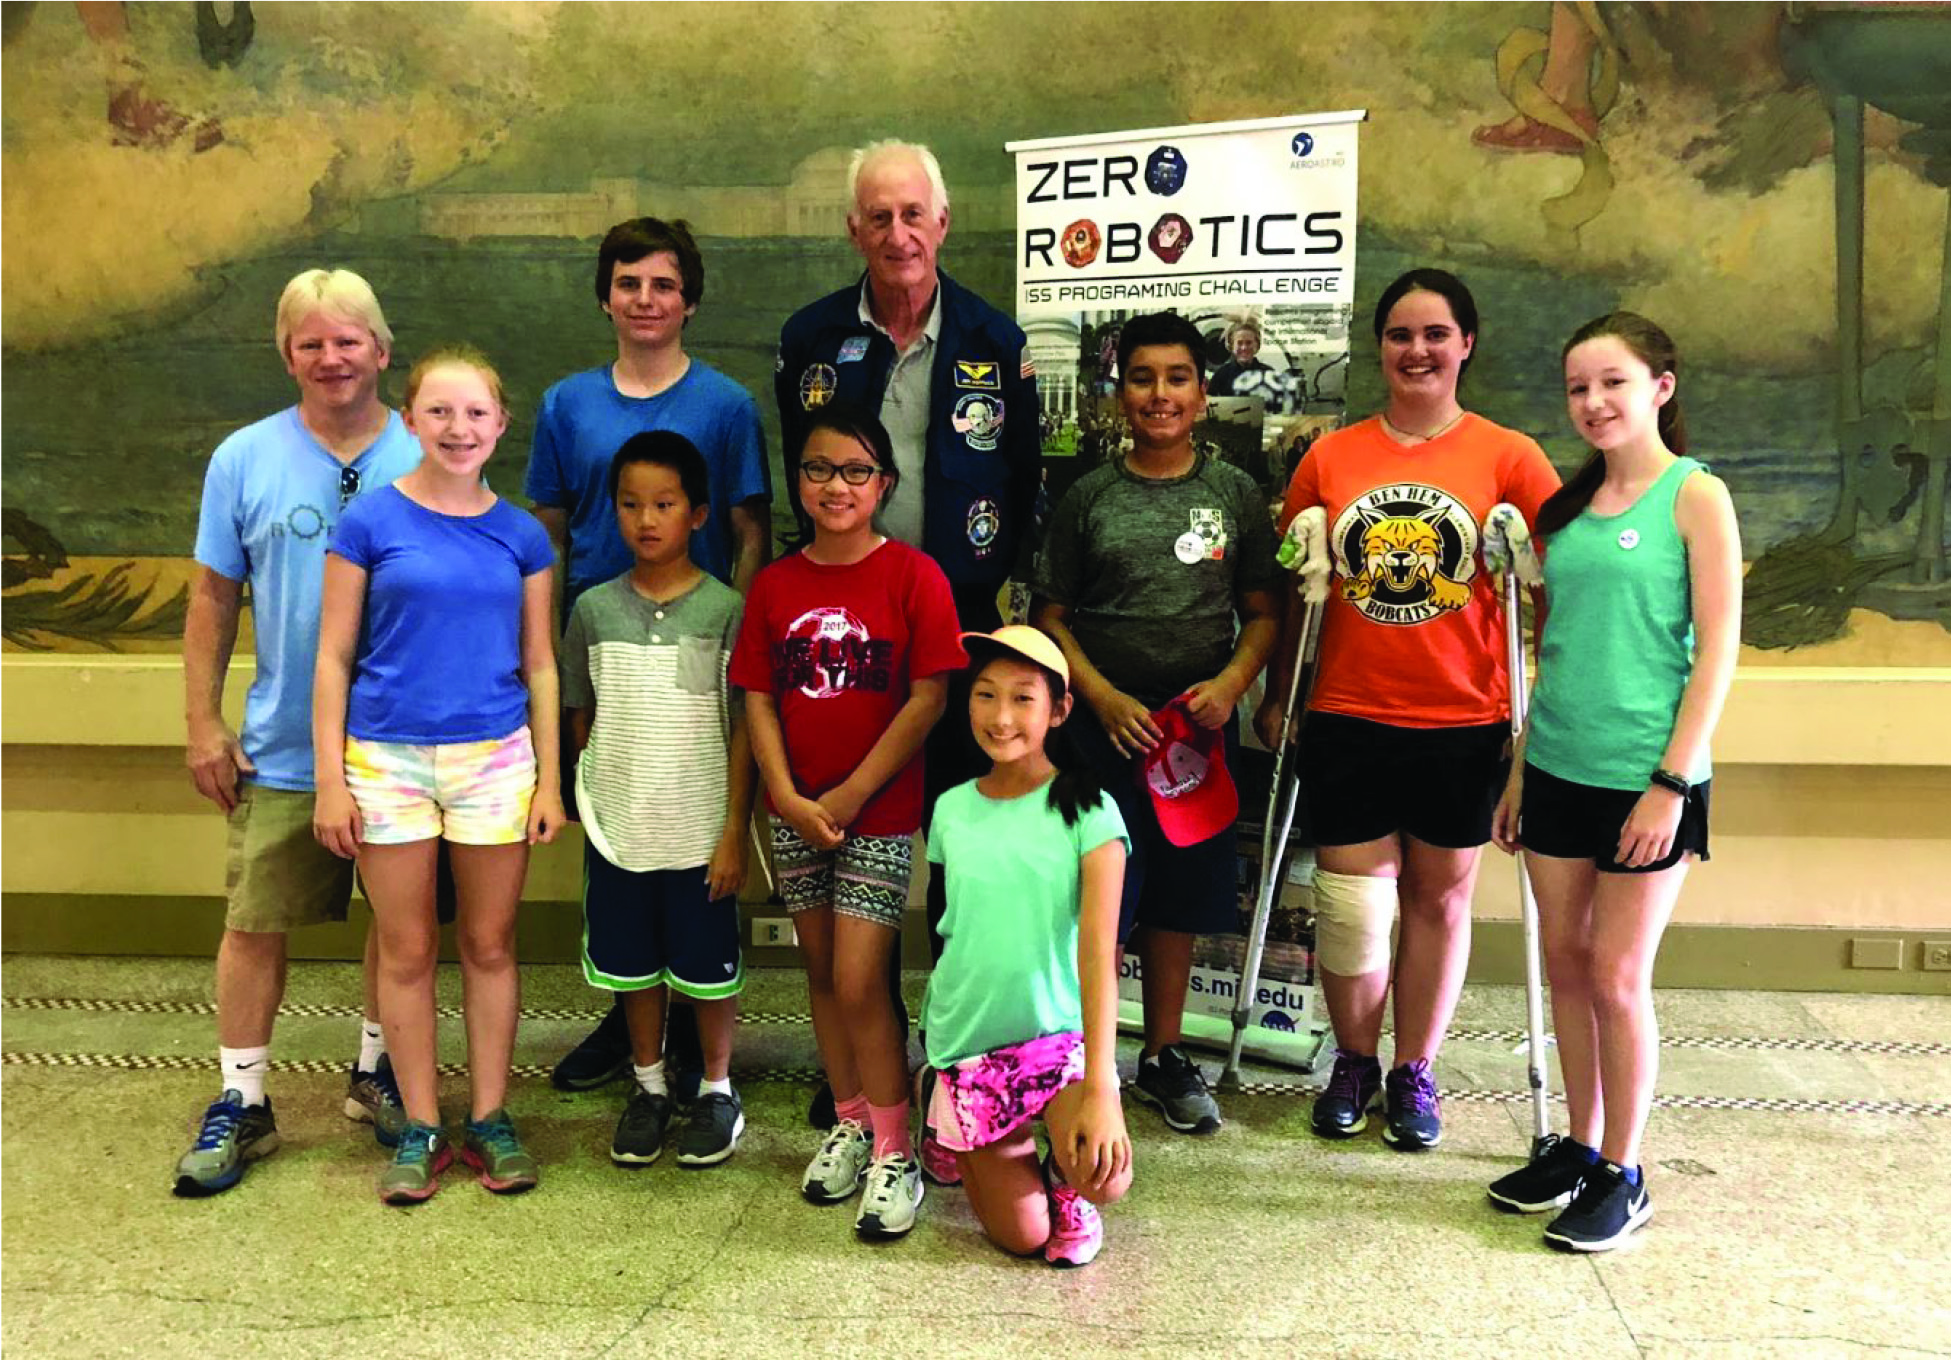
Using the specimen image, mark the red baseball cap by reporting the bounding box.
[1139,698,1239,847]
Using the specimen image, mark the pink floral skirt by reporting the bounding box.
[927,1031,1085,1153]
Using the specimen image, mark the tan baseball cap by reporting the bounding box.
[958,624,1070,684]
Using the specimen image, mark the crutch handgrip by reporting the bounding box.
[1482,502,1543,587]
[1277,506,1331,605]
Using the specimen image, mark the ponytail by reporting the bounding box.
[1540,310,1686,538]
[1044,717,1105,828]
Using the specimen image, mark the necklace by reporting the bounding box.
[1382,410,1466,444]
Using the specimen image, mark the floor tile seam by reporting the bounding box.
[8,997,1947,1056]
[5,1049,1949,1117]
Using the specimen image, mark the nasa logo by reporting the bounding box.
[1145,144,1187,196]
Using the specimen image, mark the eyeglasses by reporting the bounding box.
[800,460,882,486]
[338,465,361,508]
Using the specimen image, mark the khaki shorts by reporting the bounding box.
[224,784,355,933]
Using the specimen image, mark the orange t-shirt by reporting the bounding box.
[1277,414,1561,729]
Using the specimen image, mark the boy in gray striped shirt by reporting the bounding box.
[561,431,756,1168]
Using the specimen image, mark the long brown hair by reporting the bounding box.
[1535,311,1687,537]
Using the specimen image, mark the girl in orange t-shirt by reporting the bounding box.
[1257,268,1559,1154]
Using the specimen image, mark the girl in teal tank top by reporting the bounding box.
[1484,313,1743,1253]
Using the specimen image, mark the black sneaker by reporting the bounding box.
[1544,1162,1652,1252]
[1381,1058,1443,1151]
[1132,1045,1222,1135]
[676,1089,745,1167]
[808,1079,836,1131]
[1310,1048,1383,1139]
[552,1000,632,1092]
[610,1088,675,1165]
[1488,1134,1593,1214]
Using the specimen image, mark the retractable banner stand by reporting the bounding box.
[1007,112,1364,1070]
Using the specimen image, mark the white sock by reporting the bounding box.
[357,1021,386,1073]
[219,1045,270,1106]
[699,1076,733,1098]
[634,1060,668,1097]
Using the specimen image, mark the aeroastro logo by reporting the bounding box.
[1289,128,1347,171]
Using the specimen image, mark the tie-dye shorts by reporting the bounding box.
[926,1030,1087,1153]
[344,726,536,846]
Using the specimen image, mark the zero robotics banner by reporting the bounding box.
[1007,112,1364,1069]
[1008,111,1362,498]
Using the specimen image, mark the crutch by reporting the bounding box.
[1218,507,1329,1093]
[1483,503,1552,1158]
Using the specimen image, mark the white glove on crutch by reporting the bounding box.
[1277,506,1331,605]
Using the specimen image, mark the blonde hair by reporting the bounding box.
[847,140,950,221]
[401,343,507,413]
[274,268,393,357]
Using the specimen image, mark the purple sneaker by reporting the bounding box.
[1382,1057,1443,1151]
[1310,1049,1382,1139]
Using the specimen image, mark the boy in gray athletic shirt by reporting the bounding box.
[1033,311,1280,1138]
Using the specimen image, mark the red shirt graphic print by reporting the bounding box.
[730,540,965,837]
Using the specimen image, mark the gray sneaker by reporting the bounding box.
[800,1118,872,1204]
[1132,1045,1223,1135]
[345,1056,408,1148]
[173,1090,280,1197]
[854,1152,924,1238]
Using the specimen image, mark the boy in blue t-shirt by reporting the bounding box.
[560,431,757,1167]
[531,217,773,1091]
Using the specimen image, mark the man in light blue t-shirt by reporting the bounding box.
[527,217,772,1093]
[173,269,423,1197]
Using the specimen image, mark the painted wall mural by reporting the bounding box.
[4,1,1948,663]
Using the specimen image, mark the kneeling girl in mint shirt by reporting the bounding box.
[922,625,1133,1269]
[314,344,565,1205]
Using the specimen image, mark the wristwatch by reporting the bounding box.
[1649,768,1690,797]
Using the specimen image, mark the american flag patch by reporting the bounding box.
[1020,346,1036,380]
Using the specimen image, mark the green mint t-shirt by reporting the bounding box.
[921,778,1129,1067]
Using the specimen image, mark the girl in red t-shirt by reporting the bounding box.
[729,407,966,1242]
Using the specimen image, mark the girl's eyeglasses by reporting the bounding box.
[800,461,882,486]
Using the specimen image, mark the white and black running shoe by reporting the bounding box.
[1487,1134,1591,1213]
[854,1152,924,1238]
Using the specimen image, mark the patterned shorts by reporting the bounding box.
[345,727,536,846]
[927,1031,1087,1153]
[768,822,913,928]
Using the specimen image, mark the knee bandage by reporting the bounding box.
[1310,871,1398,976]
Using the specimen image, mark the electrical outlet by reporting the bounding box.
[1849,937,1904,970]
[751,918,795,948]
[1923,941,1951,973]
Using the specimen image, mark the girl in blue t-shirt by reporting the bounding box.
[1486,313,1741,1252]
[313,344,565,1205]
[920,625,1133,1268]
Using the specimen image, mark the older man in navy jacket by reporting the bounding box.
[777,141,1044,1161]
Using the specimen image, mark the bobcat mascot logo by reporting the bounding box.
[1331,486,1479,626]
